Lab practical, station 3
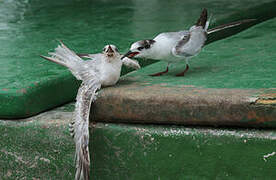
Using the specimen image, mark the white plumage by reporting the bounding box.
[122,8,254,76]
[41,41,140,180]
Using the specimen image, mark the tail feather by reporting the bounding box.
[204,14,213,31]
[196,8,208,29]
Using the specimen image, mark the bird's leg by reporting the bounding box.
[149,66,169,76]
[175,64,189,76]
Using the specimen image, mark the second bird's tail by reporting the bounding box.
[195,8,255,34]
[195,8,208,29]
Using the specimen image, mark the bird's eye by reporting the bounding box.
[145,44,150,49]
[115,47,118,52]
[138,47,144,51]
[103,48,106,52]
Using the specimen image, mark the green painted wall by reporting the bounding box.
[1,113,275,179]
[91,123,276,180]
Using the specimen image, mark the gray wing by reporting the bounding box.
[173,33,191,57]
[121,56,141,70]
[172,27,207,57]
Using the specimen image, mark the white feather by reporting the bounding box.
[40,41,141,180]
[121,57,141,70]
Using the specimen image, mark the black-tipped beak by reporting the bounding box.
[107,45,114,53]
[121,51,139,60]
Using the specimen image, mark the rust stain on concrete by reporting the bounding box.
[256,99,276,105]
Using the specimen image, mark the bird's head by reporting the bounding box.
[121,39,156,60]
[103,45,120,58]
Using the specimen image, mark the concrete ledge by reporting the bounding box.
[1,105,275,179]
[93,83,276,128]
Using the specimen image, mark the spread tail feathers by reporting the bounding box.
[196,8,208,29]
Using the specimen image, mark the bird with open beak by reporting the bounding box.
[121,8,254,76]
[40,42,140,180]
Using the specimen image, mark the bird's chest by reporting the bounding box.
[152,36,180,62]
[100,61,122,86]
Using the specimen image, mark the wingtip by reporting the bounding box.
[207,18,258,35]
[242,18,257,23]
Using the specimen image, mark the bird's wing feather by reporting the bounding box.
[40,41,102,180]
[172,33,191,56]
[74,81,101,180]
[207,19,255,34]
[121,56,141,70]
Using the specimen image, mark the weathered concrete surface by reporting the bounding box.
[1,0,276,118]
[91,123,276,179]
[93,83,276,127]
[0,104,75,179]
[92,18,276,127]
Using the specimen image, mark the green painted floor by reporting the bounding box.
[1,0,276,118]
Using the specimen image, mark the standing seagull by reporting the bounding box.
[122,8,254,76]
[40,41,140,180]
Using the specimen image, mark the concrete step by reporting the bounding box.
[1,105,275,179]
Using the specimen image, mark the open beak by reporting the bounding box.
[106,45,114,57]
[107,45,114,53]
[121,51,139,60]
